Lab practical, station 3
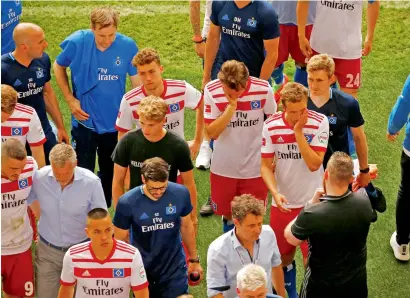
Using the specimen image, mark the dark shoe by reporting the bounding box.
[200,197,214,217]
[368,186,387,213]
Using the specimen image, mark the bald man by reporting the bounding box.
[1,22,69,164]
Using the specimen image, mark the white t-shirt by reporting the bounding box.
[1,156,37,255]
[202,0,213,38]
[204,77,277,178]
[1,103,46,146]
[115,79,202,139]
[261,111,329,208]
[310,0,364,59]
[60,239,148,298]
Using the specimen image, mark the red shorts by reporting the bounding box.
[1,248,35,297]
[276,24,313,67]
[270,206,308,258]
[312,49,362,89]
[176,174,183,185]
[210,172,268,216]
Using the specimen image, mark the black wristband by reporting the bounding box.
[360,167,370,174]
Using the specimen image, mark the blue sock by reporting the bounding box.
[222,218,235,233]
[294,65,308,87]
[347,127,357,158]
[365,183,377,197]
[271,63,284,85]
[283,261,298,298]
[210,139,214,151]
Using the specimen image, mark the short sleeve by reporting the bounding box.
[56,38,77,67]
[291,207,317,241]
[184,82,203,110]
[261,5,280,40]
[268,229,282,268]
[27,171,39,205]
[204,85,221,124]
[347,99,365,128]
[44,53,52,82]
[115,96,134,132]
[176,139,194,173]
[310,115,329,153]
[112,194,133,230]
[261,120,275,158]
[27,109,47,146]
[60,251,76,286]
[89,178,108,210]
[263,87,277,117]
[130,249,149,291]
[111,136,130,168]
[180,186,193,217]
[127,41,138,76]
[210,1,222,26]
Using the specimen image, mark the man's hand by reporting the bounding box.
[308,188,325,205]
[67,96,89,121]
[387,132,399,142]
[362,37,373,56]
[298,36,312,58]
[294,110,308,134]
[352,172,371,192]
[57,128,70,144]
[273,193,290,213]
[194,42,205,58]
[188,262,204,281]
[226,92,238,109]
[187,140,201,159]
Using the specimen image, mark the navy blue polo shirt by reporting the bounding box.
[1,52,52,134]
[1,0,22,54]
[308,89,364,163]
[210,0,280,77]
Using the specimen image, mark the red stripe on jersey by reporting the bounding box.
[74,267,131,278]
[194,95,204,110]
[60,279,76,286]
[166,82,185,88]
[265,115,283,125]
[132,110,139,120]
[129,100,140,107]
[26,159,34,164]
[250,77,269,85]
[125,88,143,100]
[242,91,268,97]
[204,118,214,124]
[132,281,149,291]
[166,79,185,85]
[214,99,266,112]
[268,126,290,131]
[70,247,90,256]
[308,110,324,119]
[1,126,29,136]
[115,124,130,132]
[310,145,327,152]
[116,242,136,251]
[205,104,211,114]
[163,92,186,100]
[167,100,185,114]
[308,115,323,124]
[270,134,296,144]
[261,152,275,158]
[116,247,137,255]
[70,244,90,255]
[15,104,33,114]
[7,117,31,122]
[304,125,319,130]
[208,80,222,89]
[21,167,34,174]
[28,137,47,147]
[1,176,33,193]
[72,258,133,263]
[213,93,226,99]
[208,85,222,93]
[250,80,269,88]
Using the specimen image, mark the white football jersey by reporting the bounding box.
[60,239,148,298]
[1,156,37,255]
[261,111,329,208]
[310,0,364,59]
[115,79,202,139]
[1,103,46,146]
[205,77,277,178]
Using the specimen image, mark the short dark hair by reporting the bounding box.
[231,194,265,222]
[2,138,27,161]
[141,157,169,182]
[87,208,109,220]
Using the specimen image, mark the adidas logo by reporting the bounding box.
[277,136,284,143]
[13,79,22,87]
[82,270,91,277]
[222,14,229,21]
[139,213,149,220]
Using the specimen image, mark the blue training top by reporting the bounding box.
[1,0,22,54]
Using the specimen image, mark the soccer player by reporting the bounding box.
[297,0,380,98]
[204,60,277,232]
[53,7,140,208]
[1,23,69,163]
[113,157,203,298]
[1,138,38,298]
[2,84,46,168]
[58,208,149,298]
[202,0,280,90]
[116,48,204,158]
[260,82,329,298]
[1,0,22,54]
[285,152,375,297]
[387,74,410,262]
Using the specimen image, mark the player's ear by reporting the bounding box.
[85,227,90,238]
[349,175,354,184]
[141,175,145,184]
[329,74,337,86]
[159,65,164,74]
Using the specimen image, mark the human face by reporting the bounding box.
[137,62,164,91]
[222,83,246,100]
[143,178,168,200]
[307,70,335,99]
[237,286,268,298]
[1,157,27,181]
[139,114,165,140]
[26,29,48,59]
[86,216,114,249]
[284,100,308,127]
[235,214,263,243]
[92,24,117,50]
[51,161,76,187]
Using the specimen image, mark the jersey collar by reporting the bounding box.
[320,190,351,201]
[141,79,168,99]
[89,238,117,264]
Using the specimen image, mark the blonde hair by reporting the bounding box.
[90,7,119,29]
[307,54,335,78]
[280,82,308,108]
[49,144,77,167]
[132,48,161,67]
[231,194,265,222]
[1,84,18,114]
[218,60,249,91]
[137,96,168,121]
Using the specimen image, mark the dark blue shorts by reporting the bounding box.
[148,273,188,298]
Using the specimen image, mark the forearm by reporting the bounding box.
[259,53,278,81]
[189,0,202,37]
[31,146,46,168]
[118,130,127,140]
[366,1,380,41]
[44,88,65,129]
[261,162,279,196]
[58,286,75,298]
[112,180,125,210]
[271,265,286,298]
[295,133,322,171]
[133,288,149,298]
[206,105,236,139]
[181,223,198,258]
[297,0,310,37]
[354,136,369,169]
[29,200,41,219]
[53,63,75,102]
[203,35,220,79]
[186,182,198,218]
[194,105,204,143]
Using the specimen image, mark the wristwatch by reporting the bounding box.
[360,167,370,174]
[192,36,204,44]
[188,256,200,263]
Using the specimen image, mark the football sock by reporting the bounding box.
[294,65,308,87]
[222,217,235,233]
[283,260,298,298]
[272,63,285,86]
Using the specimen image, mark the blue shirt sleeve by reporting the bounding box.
[112,194,133,230]
[179,186,193,217]
[347,97,365,128]
[127,41,138,76]
[260,3,280,40]
[43,53,52,83]
[210,1,223,26]
[56,38,77,67]
[388,75,410,135]
[89,178,108,210]
[27,172,39,205]
[206,243,228,297]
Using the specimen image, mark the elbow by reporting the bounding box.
[308,163,321,172]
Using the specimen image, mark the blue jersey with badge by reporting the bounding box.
[210,0,280,77]
[1,0,22,54]
[1,52,52,134]
[113,182,192,282]
[56,30,138,134]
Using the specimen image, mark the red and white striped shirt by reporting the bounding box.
[204,77,277,178]
[60,239,148,298]
[1,103,46,146]
[115,79,202,139]
[1,156,37,255]
[261,110,329,208]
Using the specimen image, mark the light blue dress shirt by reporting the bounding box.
[27,166,107,247]
[207,225,282,298]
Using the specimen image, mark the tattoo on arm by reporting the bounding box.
[190,0,201,36]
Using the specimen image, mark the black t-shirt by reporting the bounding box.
[111,129,193,189]
[292,191,374,291]
[308,89,364,167]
